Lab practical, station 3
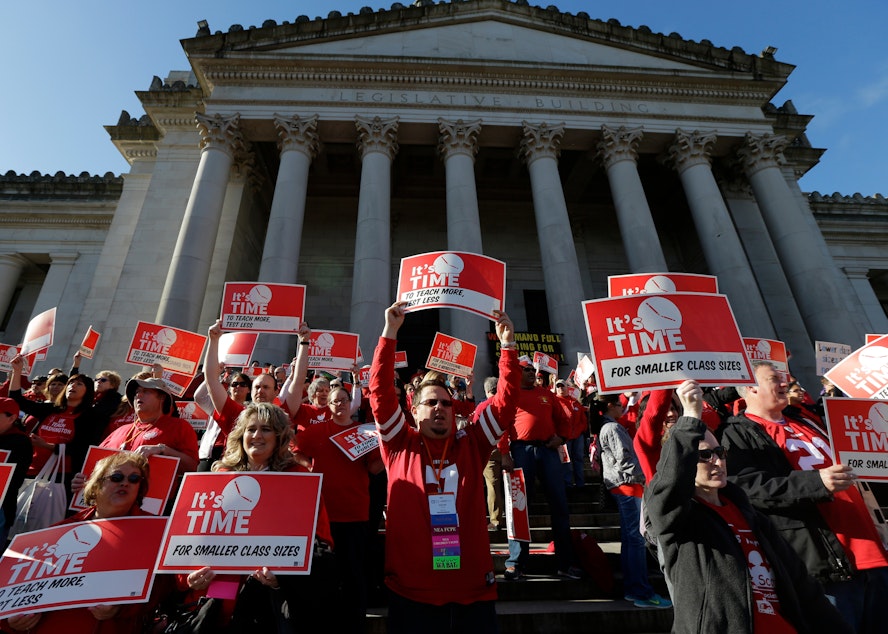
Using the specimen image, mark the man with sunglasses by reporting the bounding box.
[646,379,849,633]
[369,301,519,633]
[720,361,888,631]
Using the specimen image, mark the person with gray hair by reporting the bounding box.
[720,360,888,631]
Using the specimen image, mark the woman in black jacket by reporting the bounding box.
[645,380,850,633]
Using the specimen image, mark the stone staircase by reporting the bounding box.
[367,477,674,633]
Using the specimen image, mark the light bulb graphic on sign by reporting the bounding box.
[637,297,683,332]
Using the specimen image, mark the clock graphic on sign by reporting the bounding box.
[431,254,465,276]
[220,476,261,512]
[869,403,888,435]
[643,275,677,294]
[637,297,683,332]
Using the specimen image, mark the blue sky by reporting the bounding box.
[1,1,884,195]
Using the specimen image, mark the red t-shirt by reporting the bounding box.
[702,496,796,634]
[101,414,199,464]
[747,413,888,571]
[555,394,587,440]
[28,408,77,475]
[292,419,379,523]
[498,386,568,452]
[292,402,331,431]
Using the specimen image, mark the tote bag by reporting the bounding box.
[9,443,67,538]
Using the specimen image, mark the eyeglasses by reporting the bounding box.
[418,398,453,408]
[555,384,566,389]
[105,472,144,484]
[230,381,250,388]
[698,447,727,463]
[96,377,110,383]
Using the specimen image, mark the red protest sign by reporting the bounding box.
[178,401,210,432]
[582,293,754,393]
[607,273,718,298]
[743,338,788,374]
[425,332,477,379]
[824,335,888,399]
[0,517,167,620]
[70,447,180,515]
[867,334,885,345]
[126,321,206,376]
[394,351,408,369]
[533,351,558,375]
[156,472,322,574]
[504,468,531,542]
[0,450,10,463]
[823,398,888,481]
[0,344,19,373]
[329,425,380,462]
[78,326,101,359]
[218,332,259,367]
[358,365,371,388]
[307,330,360,371]
[575,354,595,386]
[0,464,13,508]
[19,308,56,356]
[221,282,306,333]
[397,251,506,319]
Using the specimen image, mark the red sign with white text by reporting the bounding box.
[0,344,19,373]
[575,354,595,386]
[329,425,380,462]
[218,332,259,367]
[79,326,101,359]
[358,365,371,388]
[221,282,306,333]
[743,338,788,374]
[307,330,360,371]
[533,351,558,375]
[583,293,754,393]
[156,472,322,574]
[425,332,477,379]
[607,273,718,298]
[178,401,210,432]
[126,321,206,376]
[397,251,506,319]
[394,351,408,369]
[823,398,888,481]
[19,308,56,356]
[70,447,180,515]
[0,517,167,619]
[504,468,531,542]
[824,335,888,399]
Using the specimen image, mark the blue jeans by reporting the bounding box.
[563,435,586,487]
[612,492,655,599]
[824,566,888,633]
[506,441,574,571]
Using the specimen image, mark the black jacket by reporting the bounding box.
[646,415,850,634]
[718,413,854,583]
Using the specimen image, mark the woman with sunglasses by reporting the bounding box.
[645,380,850,633]
[3,452,155,633]
[176,402,335,632]
[7,355,103,503]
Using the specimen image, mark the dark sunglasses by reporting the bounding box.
[230,381,251,388]
[96,377,110,383]
[698,447,727,463]
[418,398,453,408]
[106,472,144,484]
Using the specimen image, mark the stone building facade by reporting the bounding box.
[1,0,886,387]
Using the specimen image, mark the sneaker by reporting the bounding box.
[628,593,672,609]
[503,567,523,581]
[556,566,584,580]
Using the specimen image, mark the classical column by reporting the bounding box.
[665,129,773,337]
[437,118,490,374]
[0,254,27,325]
[350,116,398,351]
[157,113,244,331]
[843,267,888,334]
[737,133,860,344]
[253,115,320,364]
[520,121,588,363]
[30,253,79,367]
[598,126,667,272]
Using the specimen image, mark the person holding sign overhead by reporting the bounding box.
[2,451,160,633]
[370,301,519,633]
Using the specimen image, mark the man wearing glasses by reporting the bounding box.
[720,361,888,631]
[369,301,519,633]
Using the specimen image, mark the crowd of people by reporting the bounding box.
[0,301,884,634]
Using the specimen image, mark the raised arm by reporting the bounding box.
[284,322,312,414]
[203,320,230,416]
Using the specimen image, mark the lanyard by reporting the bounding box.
[421,435,452,493]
